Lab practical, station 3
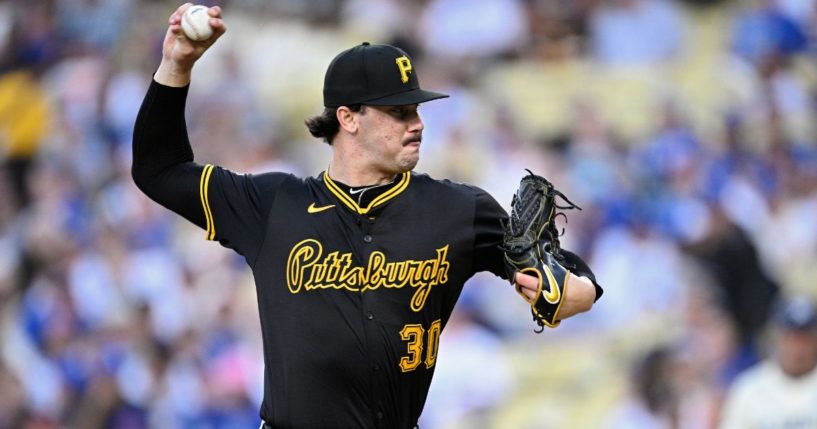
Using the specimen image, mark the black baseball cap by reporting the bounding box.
[323,42,449,108]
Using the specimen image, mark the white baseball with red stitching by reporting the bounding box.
[181,5,213,41]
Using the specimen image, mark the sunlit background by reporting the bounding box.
[1,0,816,428]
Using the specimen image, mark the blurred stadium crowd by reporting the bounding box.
[1,0,816,428]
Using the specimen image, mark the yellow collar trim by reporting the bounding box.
[323,171,410,214]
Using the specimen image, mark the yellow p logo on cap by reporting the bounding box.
[395,56,412,84]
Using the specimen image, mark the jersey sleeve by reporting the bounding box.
[132,77,288,265]
[199,166,290,263]
[472,187,509,279]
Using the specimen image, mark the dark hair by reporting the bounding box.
[633,346,677,415]
[304,104,362,145]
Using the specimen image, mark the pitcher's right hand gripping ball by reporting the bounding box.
[501,170,581,332]
[163,3,226,70]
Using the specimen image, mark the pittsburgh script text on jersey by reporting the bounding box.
[286,239,450,311]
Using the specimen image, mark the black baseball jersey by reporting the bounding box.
[133,81,511,429]
[205,167,506,428]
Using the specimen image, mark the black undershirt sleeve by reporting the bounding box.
[132,79,206,229]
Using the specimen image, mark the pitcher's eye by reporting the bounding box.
[391,107,408,119]
[391,106,418,120]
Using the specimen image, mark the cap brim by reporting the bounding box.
[363,89,449,106]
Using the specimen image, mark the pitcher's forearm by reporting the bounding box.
[155,59,192,87]
[131,79,205,229]
[132,79,193,184]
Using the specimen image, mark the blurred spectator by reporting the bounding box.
[526,0,591,62]
[719,296,817,429]
[604,285,745,429]
[418,0,529,60]
[0,361,26,428]
[731,0,808,69]
[774,0,816,31]
[603,346,681,429]
[684,206,779,353]
[55,0,133,54]
[564,100,623,206]
[0,64,51,209]
[341,0,419,44]
[676,282,747,428]
[589,0,685,66]
[0,0,56,209]
[633,101,701,188]
[588,218,687,328]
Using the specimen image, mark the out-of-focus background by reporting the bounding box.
[1,0,816,428]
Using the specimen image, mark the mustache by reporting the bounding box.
[403,134,422,145]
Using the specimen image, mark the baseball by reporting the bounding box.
[181,5,214,41]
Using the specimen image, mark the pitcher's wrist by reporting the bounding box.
[155,60,192,87]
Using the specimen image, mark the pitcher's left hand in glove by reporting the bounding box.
[501,170,583,331]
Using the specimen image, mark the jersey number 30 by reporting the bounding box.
[399,319,441,372]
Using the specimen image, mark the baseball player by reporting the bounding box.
[719,297,817,429]
[132,4,602,428]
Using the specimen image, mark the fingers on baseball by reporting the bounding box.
[170,3,193,23]
[208,7,227,35]
[209,18,226,34]
[167,6,225,43]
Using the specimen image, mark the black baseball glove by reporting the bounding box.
[501,170,581,332]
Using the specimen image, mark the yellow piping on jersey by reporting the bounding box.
[199,164,216,240]
[323,173,358,211]
[322,171,410,214]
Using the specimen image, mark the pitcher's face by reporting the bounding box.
[356,104,424,175]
